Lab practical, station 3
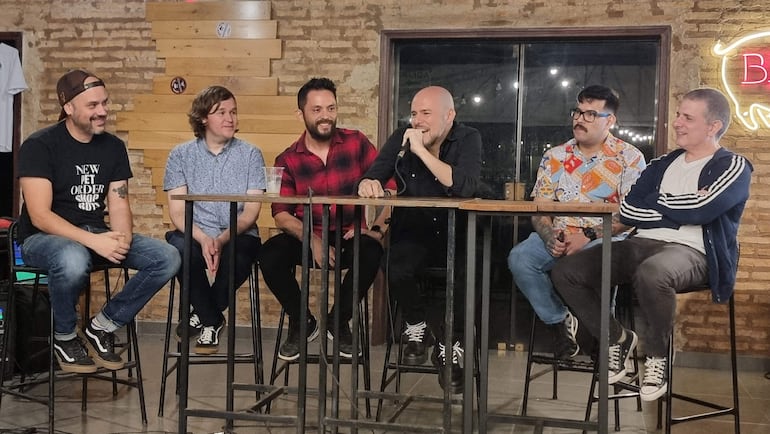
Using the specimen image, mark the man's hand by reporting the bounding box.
[402,128,427,153]
[562,232,591,256]
[546,230,567,258]
[199,235,222,274]
[358,179,385,198]
[91,231,130,264]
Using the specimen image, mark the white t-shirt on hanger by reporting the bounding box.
[0,42,28,153]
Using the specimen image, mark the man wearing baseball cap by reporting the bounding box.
[15,69,180,373]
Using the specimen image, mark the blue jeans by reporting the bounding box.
[507,232,568,325]
[21,228,180,340]
[508,232,622,325]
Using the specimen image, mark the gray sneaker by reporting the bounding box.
[608,329,638,384]
[640,356,668,401]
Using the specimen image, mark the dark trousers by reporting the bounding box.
[259,232,383,322]
[551,236,708,356]
[166,230,261,327]
[386,237,467,338]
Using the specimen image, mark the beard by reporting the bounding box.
[305,118,336,141]
[72,114,107,136]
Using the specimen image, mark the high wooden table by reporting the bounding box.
[308,195,473,433]
[172,194,314,434]
[460,199,618,434]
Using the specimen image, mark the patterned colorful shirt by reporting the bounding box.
[531,133,646,230]
[272,128,386,234]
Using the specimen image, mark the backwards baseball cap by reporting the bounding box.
[57,69,105,121]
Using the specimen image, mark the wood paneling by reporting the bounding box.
[152,20,277,40]
[123,2,288,232]
[155,39,281,59]
[119,113,298,134]
[130,95,296,114]
[151,75,278,96]
[163,57,271,77]
[127,131,299,151]
[146,1,271,21]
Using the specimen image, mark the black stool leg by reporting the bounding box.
[158,276,177,417]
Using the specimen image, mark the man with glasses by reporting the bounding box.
[507,85,646,359]
[552,87,751,400]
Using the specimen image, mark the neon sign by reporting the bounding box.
[714,31,770,131]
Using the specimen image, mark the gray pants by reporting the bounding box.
[551,237,708,356]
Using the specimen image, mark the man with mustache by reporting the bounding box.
[551,88,751,400]
[260,77,391,361]
[15,69,180,373]
[358,86,483,394]
[507,85,646,359]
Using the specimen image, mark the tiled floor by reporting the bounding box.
[0,327,767,433]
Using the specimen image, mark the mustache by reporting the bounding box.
[573,124,587,132]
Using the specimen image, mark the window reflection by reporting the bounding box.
[393,38,660,200]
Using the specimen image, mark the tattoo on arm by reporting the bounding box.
[113,183,128,199]
[531,215,554,243]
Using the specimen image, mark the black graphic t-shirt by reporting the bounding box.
[16,121,133,242]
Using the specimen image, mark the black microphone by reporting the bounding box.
[397,138,410,159]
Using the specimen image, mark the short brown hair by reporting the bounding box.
[188,86,236,138]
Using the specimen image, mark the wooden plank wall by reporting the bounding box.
[117,1,302,231]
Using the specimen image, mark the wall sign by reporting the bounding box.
[714,31,770,131]
[170,76,187,94]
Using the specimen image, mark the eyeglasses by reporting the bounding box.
[570,108,612,123]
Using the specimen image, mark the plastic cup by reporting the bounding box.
[263,167,284,195]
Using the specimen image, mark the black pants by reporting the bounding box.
[386,237,468,338]
[166,230,261,327]
[551,237,708,357]
[259,232,383,322]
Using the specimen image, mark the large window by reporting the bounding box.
[379,27,670,200]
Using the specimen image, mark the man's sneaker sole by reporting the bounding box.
[194,344,220,355]
[53,345,98,374]
[83,339,125,370]
[608,331,638,384]
[326,331,362,359]
[277,322,320,361]
[403,352,428,366]
[640,382,668,401]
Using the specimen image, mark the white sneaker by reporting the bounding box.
[640,356,668,401]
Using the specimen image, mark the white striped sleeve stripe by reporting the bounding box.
[620,201,663,221]
[656,156,746,209]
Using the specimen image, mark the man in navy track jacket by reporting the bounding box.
[550,88,752,402]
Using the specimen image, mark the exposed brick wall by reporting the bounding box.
[2,0,769,357]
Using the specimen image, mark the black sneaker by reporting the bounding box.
[326,318,361,359]
[401,321,432,365]
[640,356,668,401]
[176,312,202,341]
[608,329,638,384]
[83,321,125,370]
[552,311,580,359]
[53,336,98,374]
[432,340,464,394]
[278,315,319,361]
[195,320,225,355]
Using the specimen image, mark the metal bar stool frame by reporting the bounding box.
[375,266,482,423]
[656,287,740,433]
[0,221,147,432]
[157,261,264,417]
